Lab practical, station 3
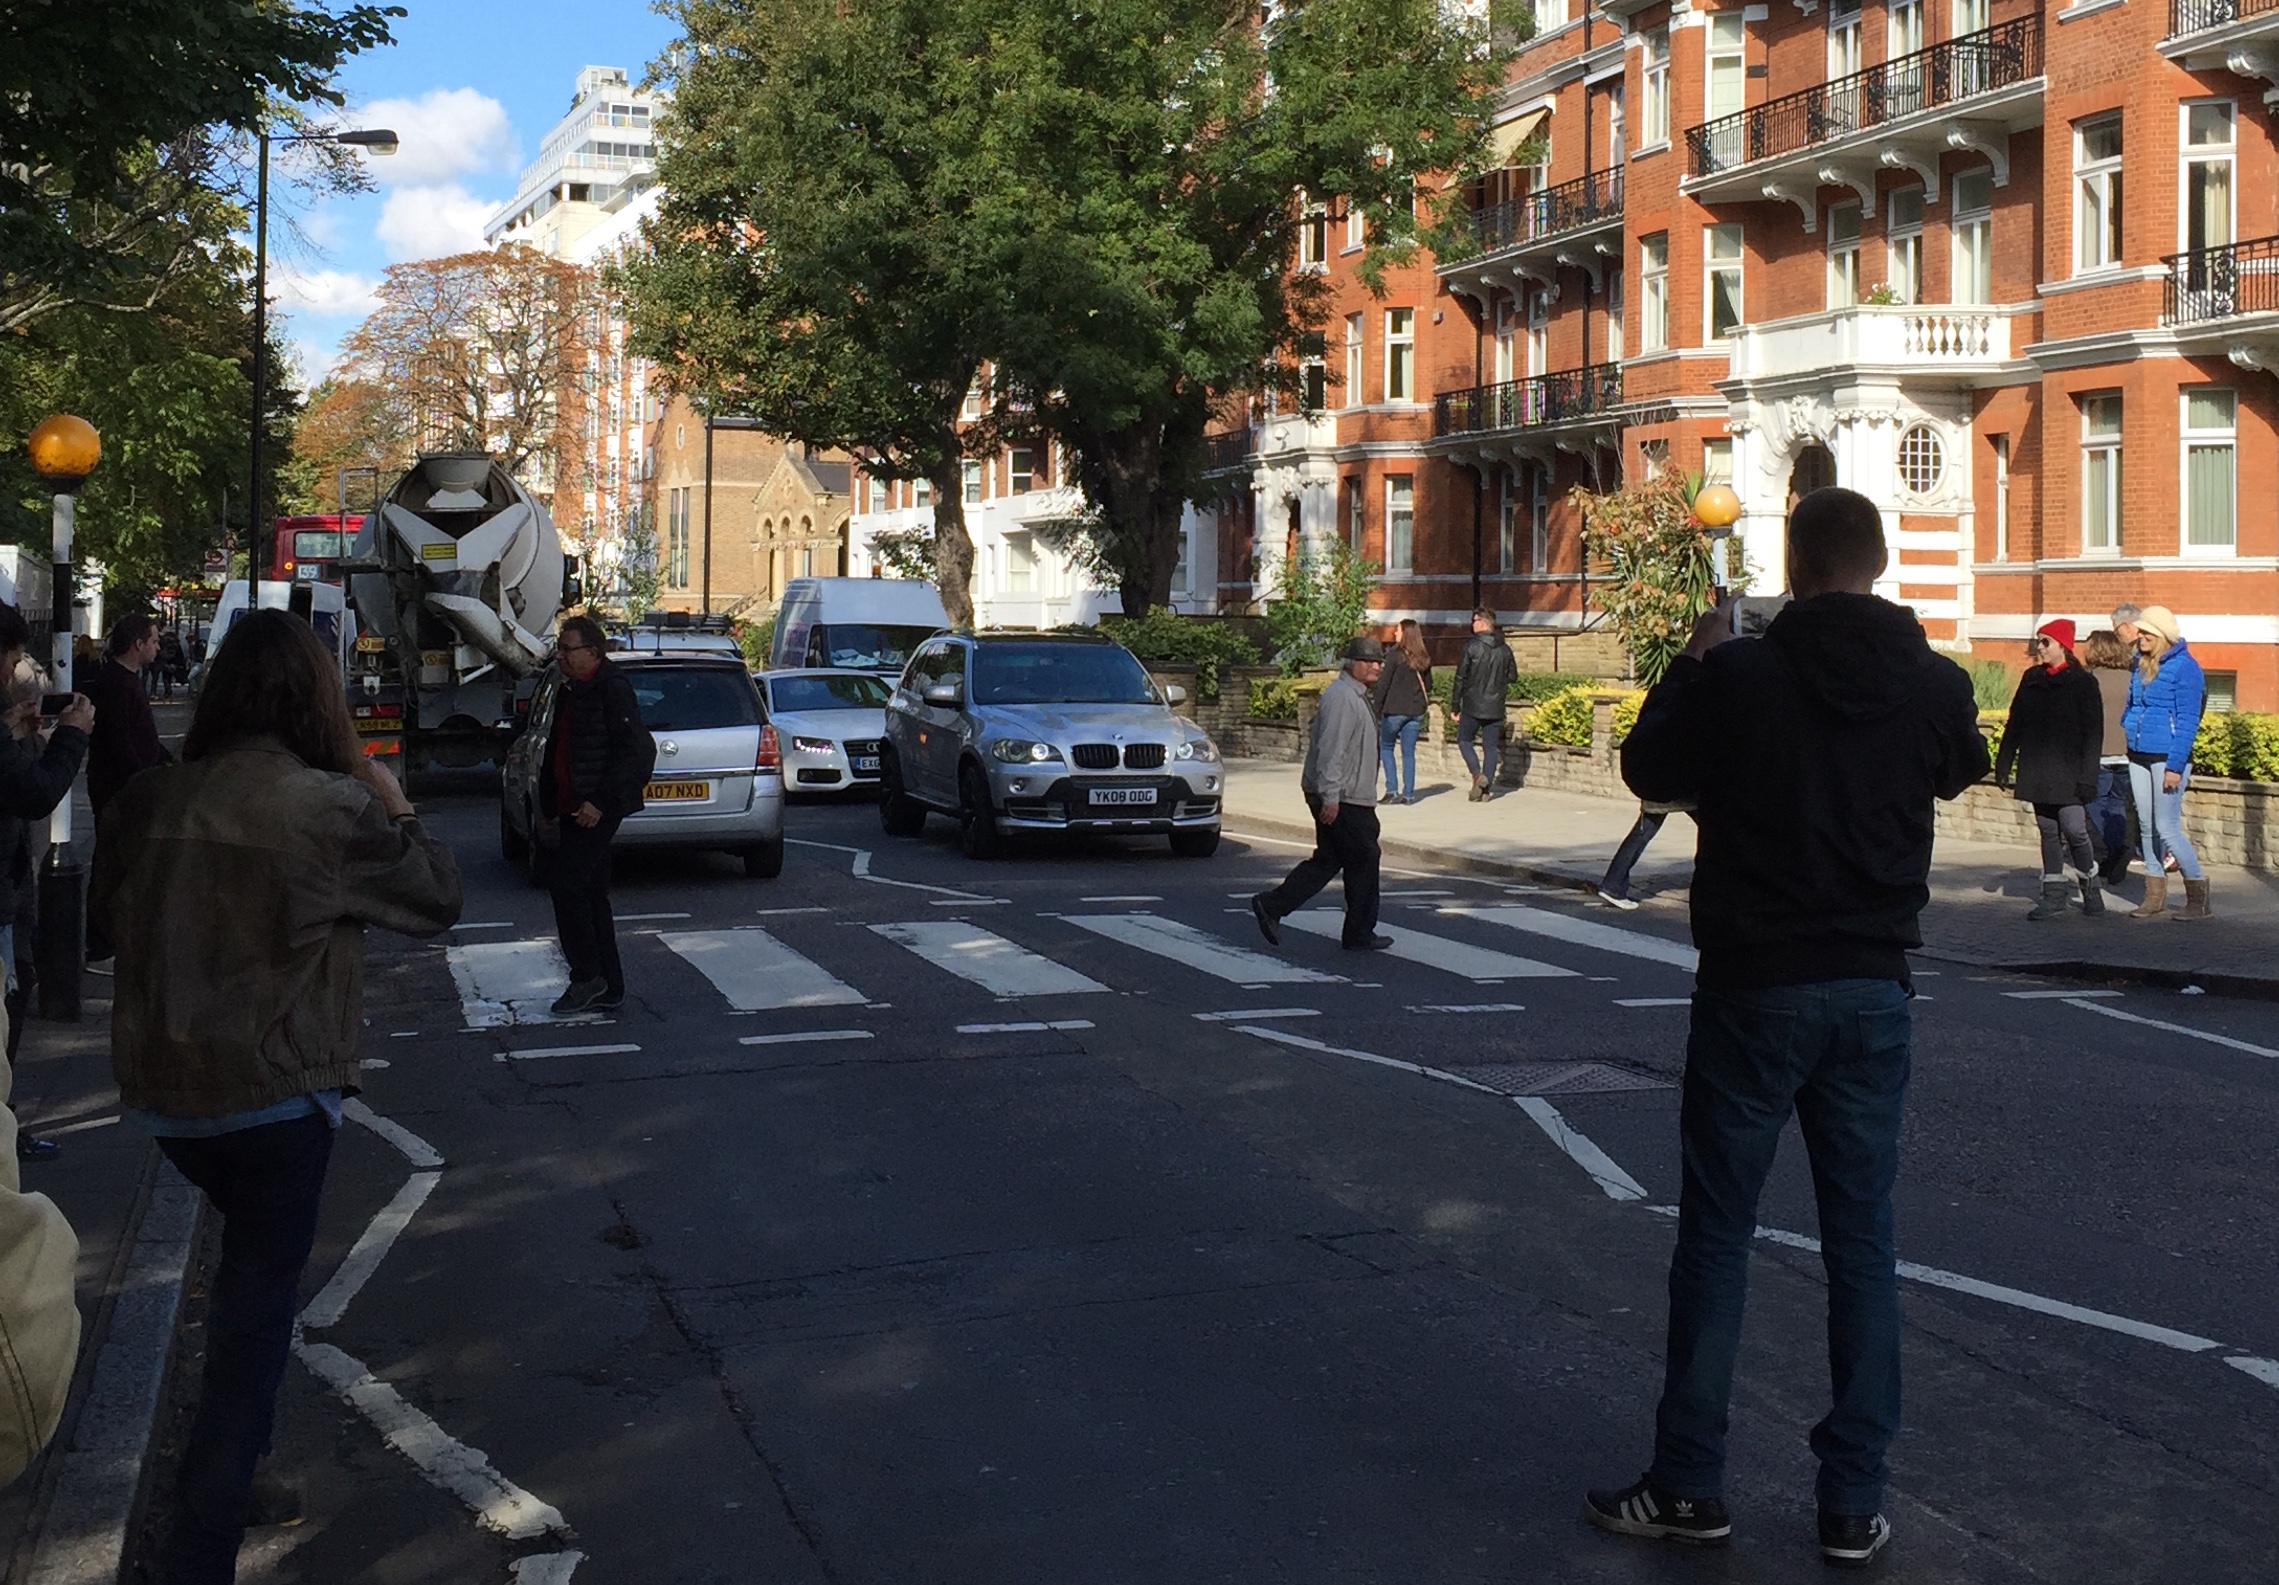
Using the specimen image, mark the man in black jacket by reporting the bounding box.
[540,617,656,1015]
[1584,489,1988,1571]
[1449,608,1516,800]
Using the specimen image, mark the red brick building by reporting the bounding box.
[1202,0,2279,702]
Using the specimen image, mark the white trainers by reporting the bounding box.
[1597,889,1640,912]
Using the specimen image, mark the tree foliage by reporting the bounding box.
[1264,541,1377,675]
[1572,477,1724,688]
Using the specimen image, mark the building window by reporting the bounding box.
[667,487,690,588]
[1348,478,1364,549]
[1525,288,1549,377]
[1992,433,2011,561]
[1010,449,1035,494]
[1705,223,1744,338]
[1706,14,1746,121]
[800,545,815,578]
[1642,26,1671,147]
[1885,185,1924,304]
[1702,438,1733,483]
[1302,357,1327,410]
[962,382,983,420]
[1172,525,1191,593]
[913,475,931,507]
[1493,298,1516,383]
[1345,195,1365,251]
[2183,387,2237,551]
[1827,202,1861,308]
[2075,115,2124,274]
[1898,425,1945,496]
[2080,393,2122,554]
[1343,312,1364,406]
[1641,233,1669,352]
[2182,101,2235,257]
[1886,0,1925,113]
[1385,309,1416,401]
[1005,531,1037,593]
[1530,464,1549,571]
[1385,475,1414,573]
[1606,83,1626,170]
[1953,168,1993,304]
[1538,0,1568,27]
[1640,438,1670,480]
[1498,469,1519,573]
[1605,267,1625,362]
[1827,0,1864,131]
[1298,197,1327,269]
[2205,670,2239,712]
[964,460,983,503]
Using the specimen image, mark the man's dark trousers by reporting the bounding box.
[1257,795,1381,945]
[1456,716,1503,787]
[1650,978,1910,1517]
[550,813,625,992]
[154,1111,336,1584]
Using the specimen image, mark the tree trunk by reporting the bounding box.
[927,441,975,628]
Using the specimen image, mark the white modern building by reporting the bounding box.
[484,65,665,258]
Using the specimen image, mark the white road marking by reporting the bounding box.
[1515,1097,1651,1202]
[510,1556,585,1583]
[45,1113,120,1135]
[1408,1002,1526,1014]
[1193,1007,1320,1022]
[1281,913,1578,979]
[2228,1356,2279,1391]
[1616,997,1692,1008]
[660,928,867,1011]
[2062,997,2279,1059]
[296,1341,568,1538]
[737,1029,874,1047]
[786,837,1001,902]
[451,921,516,930]
[1385,889,1455,897]
[617,911,691,921]
[1233,1025,1504,1094]
[871,920,1109,996]
[1444,904,1699,970]
[499,1043,643,1061]
[1061,912,1340,983]
[1082,894,1161,902]
[299,1171,441,1330]
[2005,988,2122,1000]
[957,1020,1096,1034]
[755,906,831,916]
[929,897,1009,906]
[445,940,582,1028]
[342,1098,444,1169]
[390,1030,420,1038]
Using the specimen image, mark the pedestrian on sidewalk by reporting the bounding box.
[2120,605,2210,920]
[1596,800,1694,911]
[537,615,656,1014]
[0,1025,79,1486]
[84,613,172,967]
[2081,629,2138,886]
[1370,619,1433,805]
[91,610,461,1585]
[1450,608,1516,801]
[1994,620,2105,920]
[157,626,187,700]
[1587,487,1988,1570]
[1251,636,1391,952]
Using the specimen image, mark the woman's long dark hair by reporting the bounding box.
[182,611,361,775]
[1395,618,1431,673]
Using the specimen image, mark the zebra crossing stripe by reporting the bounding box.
[445,941,579,1028]
[1279,914,1579,979]
[869,921,1109,997]
[1059,912,1341,983]
[1444,905,1699,971]
[658,928,867,1011]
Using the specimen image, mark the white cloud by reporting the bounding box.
[273,266,380,318]
[354,87,520,186]
[375,183,499,261]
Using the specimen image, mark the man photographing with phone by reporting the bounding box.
[1584,487,1989,1570]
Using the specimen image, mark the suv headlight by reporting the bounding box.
[989,739,1064,764]
[1175,737,1221,764]
[791,736,836,755]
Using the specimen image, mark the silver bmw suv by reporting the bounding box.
[879,631,1223,858]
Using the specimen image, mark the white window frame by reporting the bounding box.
[1498,469,1519,573]
[1530,464,1550,571]
[1345,196,1365,251]
[1642,27,1671,148]
[1606,81,1625,169]
[1953,167,1993,304]
[1384,308,1416,402]
[1525,288,1549,377]
[1992,433,2010,562]
[963,460,983,503]
[1385,475,1414,574]
[1705,223,1744,339]
[1349,478,1364,549]
[1605,267,1625,363]
[1827,202,1862,309]
[1343,312,1364,407]
[1706,14,1746,122]
[1885,185,1924,305]
[1702,438,1733,484]
[1297,196,1328,271]
[1641,233,1670,352]
[2181,386,2238,556]
[2074,114,2125,275]
[2180,100,2236,257]
[1004,529,1037,593]
[2080,393,2122,556]
[1010,448,1035,495]
[1493,298,1516,384]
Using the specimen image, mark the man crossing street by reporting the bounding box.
[1251,636,1391,952]
[538,617,655,1015]
[1450,608,1517,800]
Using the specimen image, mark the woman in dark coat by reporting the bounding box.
[1369,619,1433,804]
[1995,618,2106,919]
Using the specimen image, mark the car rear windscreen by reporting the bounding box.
[815,624,936,670]
[627,667,761,730]
[972,643,1158,705]
[769,673,891,713]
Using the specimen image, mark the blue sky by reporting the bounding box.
[272,0,680,380]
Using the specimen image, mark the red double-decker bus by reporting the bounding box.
[270,514,365,583]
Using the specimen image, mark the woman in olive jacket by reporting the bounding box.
[1994,618,2106,920]
[92,611,462,1583]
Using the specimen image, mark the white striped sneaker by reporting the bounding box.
[1584,1476,1732,1545]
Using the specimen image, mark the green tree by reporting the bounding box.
[1264,541,1377,675]
[1571,477,1726,687]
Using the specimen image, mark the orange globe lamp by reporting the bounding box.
[27,414,101,490]
[1693,482,1742,530]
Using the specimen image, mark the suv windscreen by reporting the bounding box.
[769,673,891,713]
[626,666,761,730]
[971,643,1158,706]
[812,623,937,670]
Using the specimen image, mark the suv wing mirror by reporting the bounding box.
[921,682,962,707]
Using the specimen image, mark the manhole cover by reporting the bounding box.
[1461,1062,1669,1096]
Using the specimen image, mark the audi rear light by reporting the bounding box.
[756,724,781,773]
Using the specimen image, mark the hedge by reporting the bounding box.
[1249,676,1304,720]
[1101,608,1259,700]
[2193,711,2279,780]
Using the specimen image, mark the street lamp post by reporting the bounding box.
[25,416,100,1019]
[249,126,396,591]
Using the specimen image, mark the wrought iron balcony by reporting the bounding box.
[2164,234,2279,325]
[1685,16,2042,181]
[1434,365,1625,438]
[2171,0,2279,35]
[1201,427,1257,476]
[1471,168,1624,255]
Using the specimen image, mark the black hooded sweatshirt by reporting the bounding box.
[1621,592,1990,991]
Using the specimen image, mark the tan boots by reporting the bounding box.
[2179,878,2213,921]
[2130,874,2168,918]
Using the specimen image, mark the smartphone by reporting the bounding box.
[1727,595,1791,639]
[37,693,74,718]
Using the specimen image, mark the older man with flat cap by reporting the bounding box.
[1252,635,1391,952]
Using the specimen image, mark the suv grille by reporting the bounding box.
[1122,743,1166,770]
[1071,744,1119,770]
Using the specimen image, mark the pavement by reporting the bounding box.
[1217,757,2279,997]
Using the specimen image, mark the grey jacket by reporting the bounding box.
[1303,671,1378,808]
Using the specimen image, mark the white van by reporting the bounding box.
[210,579,355,671]
[770,578,948,677]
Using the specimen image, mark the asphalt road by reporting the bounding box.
[205,785,2279,1584]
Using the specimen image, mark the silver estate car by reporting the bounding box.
[878,631,1222,859]
[501,653,786,880]
[759,668,891,793]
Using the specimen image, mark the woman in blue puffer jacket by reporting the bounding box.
[2119,604,2208,919]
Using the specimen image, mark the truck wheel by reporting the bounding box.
[958,764,1003,861]
[879,751,926,837]
[500,805,529,863]
[744,835,785,879]
[1169,827,1221,859]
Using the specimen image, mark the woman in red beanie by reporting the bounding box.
[1994,619,2107,918]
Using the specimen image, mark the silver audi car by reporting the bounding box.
[878,631,1222,859]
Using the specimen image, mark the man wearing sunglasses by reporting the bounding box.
[538,617,656,1015]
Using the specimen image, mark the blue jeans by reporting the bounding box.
[2126,759,2203,881]
[1378,713,1421,799]
[2089,763,2133,868]
[1651,980,1911,1516]
[155,1111,337,1583]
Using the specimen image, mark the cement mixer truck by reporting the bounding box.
[341,451,575,773]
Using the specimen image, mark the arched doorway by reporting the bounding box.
[1787,443,1837,505]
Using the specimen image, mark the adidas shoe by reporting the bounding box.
[1819,1510,1891,1569]
[1584,1477,1731,1546]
